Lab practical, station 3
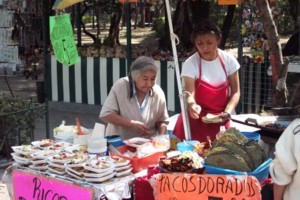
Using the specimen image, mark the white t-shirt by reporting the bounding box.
[181,49,240,86]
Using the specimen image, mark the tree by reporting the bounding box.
[255,0,288,107]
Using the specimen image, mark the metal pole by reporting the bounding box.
[42,0,50,138]
[236,3,243,114]
[126,2,132,72]
[165,0,191,140]
[4,76,14,97]
[76,3,82,47]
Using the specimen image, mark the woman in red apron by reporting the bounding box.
[173,19,240,142]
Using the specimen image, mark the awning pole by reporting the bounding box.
[165,0,191,140]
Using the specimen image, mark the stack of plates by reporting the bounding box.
[29,149,57,172]
[65,154,93,180]
[11,145,39,166]
[47,152,75,175]
[82,157,116,183]
[111,155,132,177]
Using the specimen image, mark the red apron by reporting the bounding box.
[173,54,230,142]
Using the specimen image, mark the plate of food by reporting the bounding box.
[31,159,48,165]
[31,139,55,149]
[11,153,32,162]
[82,167,114,178]
[31,149,57,160]
[12,157,31,165]
[114,164,132,172]
[29,163,48,171]
[65,168,84,180]
[65,145,88,154]
[84,172,116,183]
[65,154,92,168]
[115,167,133,177]
[47,165,66,175]
[83,161,114,174]
[11,145,39,155]
[48,152,75,164]
[124,137,151,148]
[65,166,85,176]
[47,141,74,150]
[111,155,131,167]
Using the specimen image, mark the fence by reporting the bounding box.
[46,55,276,114]
[239,57,273,114]
[46,55,182,113]
[0,97,46,158]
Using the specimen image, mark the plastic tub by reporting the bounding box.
[241,131,261,143]
[105,135,125,148]
[177,140,200,152]
[204,158,272,182]
[110,145,164,173]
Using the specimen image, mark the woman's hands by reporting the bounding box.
[131,120,151,136]
[219,112,231,123]
[188,102,202,119]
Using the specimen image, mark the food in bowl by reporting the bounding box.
[159,151,204,173]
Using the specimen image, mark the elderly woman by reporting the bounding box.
[99,56,169,140]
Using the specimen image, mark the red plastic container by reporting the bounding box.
[110,145,164,173]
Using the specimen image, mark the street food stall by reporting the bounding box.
[1,121,273,200]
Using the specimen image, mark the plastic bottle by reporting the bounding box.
[216,126,226,140]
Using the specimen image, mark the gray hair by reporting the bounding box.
[129,56,158,80]
[128,56,157,98]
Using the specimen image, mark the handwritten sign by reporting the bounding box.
[13,169,93,200]
[150,173,261,200]
[50,14,80,67]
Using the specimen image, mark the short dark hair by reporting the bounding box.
[190,19,222,43]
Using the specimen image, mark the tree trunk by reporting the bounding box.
[158,5,171,51]
[255,0,288,107]
[172,1,192,50]
[190,0,210,26]
[108,4,122,46]
[220,5,236,50]
[139,1,145,28]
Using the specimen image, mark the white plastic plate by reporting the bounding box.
[84,172,116,183]
[82,167,114,178]
[65,166,84,177]
[115,167,133,177]
[114,164,132,172]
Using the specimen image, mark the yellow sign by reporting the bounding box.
[150,173,262,200]
[218,0,241,5]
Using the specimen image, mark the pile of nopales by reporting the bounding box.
[204,128,268,172]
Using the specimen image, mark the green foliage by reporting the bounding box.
[272,1,295,34]
[153,17,165,36]
[82,15,96,24]
[0,96,46,154]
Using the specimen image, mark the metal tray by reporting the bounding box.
[231,115,298,138]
